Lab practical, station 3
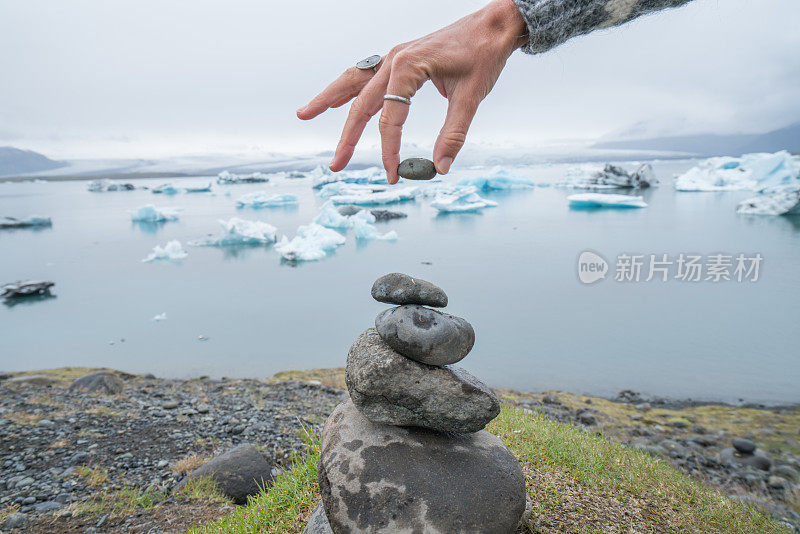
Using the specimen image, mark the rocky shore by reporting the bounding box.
[1,367,798,533]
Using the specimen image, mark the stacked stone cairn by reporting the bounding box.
[305,273,528,533]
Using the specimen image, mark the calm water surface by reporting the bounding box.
[1,160,798,404]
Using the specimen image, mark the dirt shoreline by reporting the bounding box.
[1,367,798,532]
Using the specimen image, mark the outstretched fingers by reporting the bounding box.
[297,67,373,120]
[432,91,480,174]
[330,67,391,172]
[379,55,427,184]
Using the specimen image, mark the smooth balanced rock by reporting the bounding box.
[371,272,448,307]
[397,158,436,180]
[303,501,334,534]
[175,443,274,504]
[375,305,474,365]
[69,371,124,394]
[318,400,526,534]
[346,328,499,433]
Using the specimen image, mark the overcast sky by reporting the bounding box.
[1,0,798,158]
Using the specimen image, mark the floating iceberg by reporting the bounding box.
[87,179,135,192]
[311,165,386,189]
[352,217,398,241]
[314,201,374,229]
[0,216,52,229]
[236,192,298,208]
[142,240,188,262]
[274,223,346,262]
[558,163,657,189]
[152,183,179,195]
[458,168,535,190]
[184,183,212,193]
[736,190,800,216]
[567,193,647,208]
[329,186,418,206]
[430,186,498,213]
[217,171,269,184]
[675,151,800,192]
[152,312,167,322]
[192,218,278,246]
[1,280,55,299]
[129,205,182,222]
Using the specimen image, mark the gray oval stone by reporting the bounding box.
[346,328,499,433]
[371,272,447,307]
[398,158,436,180]
[732,437,756,454]
[319,400,526,534]
[375,305,474,365]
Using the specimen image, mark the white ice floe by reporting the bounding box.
[430,186,498,213]
[87,179,135,192]
[458,167,535,190]
[675,151,800,192]
[236,192,298,208]
[274,223,346,262]
[184,183,212,193]
[352,216,398,241]
[152,312,167,322]
[152,183,179,195]
[142,240,188,262]
[329,186,418,206]
[558,163,657,189]
[313,201,375,229]
[0,216,52,229]
[310,165,386,189]
[129,205,181,222]
[191,218,277,246]
[736,190,800,216]
[216,170,269,184]
[567,193,648,208]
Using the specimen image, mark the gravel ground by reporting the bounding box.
[0,370,344,533]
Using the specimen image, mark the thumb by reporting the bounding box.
[433,94,479,175]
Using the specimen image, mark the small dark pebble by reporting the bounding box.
[398,158,436,180]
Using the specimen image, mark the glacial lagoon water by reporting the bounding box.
[1,159,798,404]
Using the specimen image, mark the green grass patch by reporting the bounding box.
[69,486,164,518]
[191,406,790,534]
[175,477,233,505]
[190,429,321,534]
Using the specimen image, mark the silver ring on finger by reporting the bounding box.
[384,94,411,105]
[356,54,381,74]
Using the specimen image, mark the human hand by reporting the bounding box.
[296,0,527,184]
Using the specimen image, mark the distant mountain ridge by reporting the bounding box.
[592,122,800,157]
[0,147,65,176]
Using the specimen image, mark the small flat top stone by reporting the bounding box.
[371,272,447,307]
[398,158,437,180]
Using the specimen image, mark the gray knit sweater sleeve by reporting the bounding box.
[513,0,693,54]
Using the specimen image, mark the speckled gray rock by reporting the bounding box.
[303,501,334,534]
[346,329,499,433]
[375,305,474,365]
[175,443,274,504]
[69,372,123,394]
[719,448,772,471]
[318,400,526,534]
[398,158,436,180]
[371,273,447,307]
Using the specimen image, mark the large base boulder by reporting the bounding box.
[346,329,499,433]
[175,443,274,504]
[69,372,123,394]
[318,400,526,533]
